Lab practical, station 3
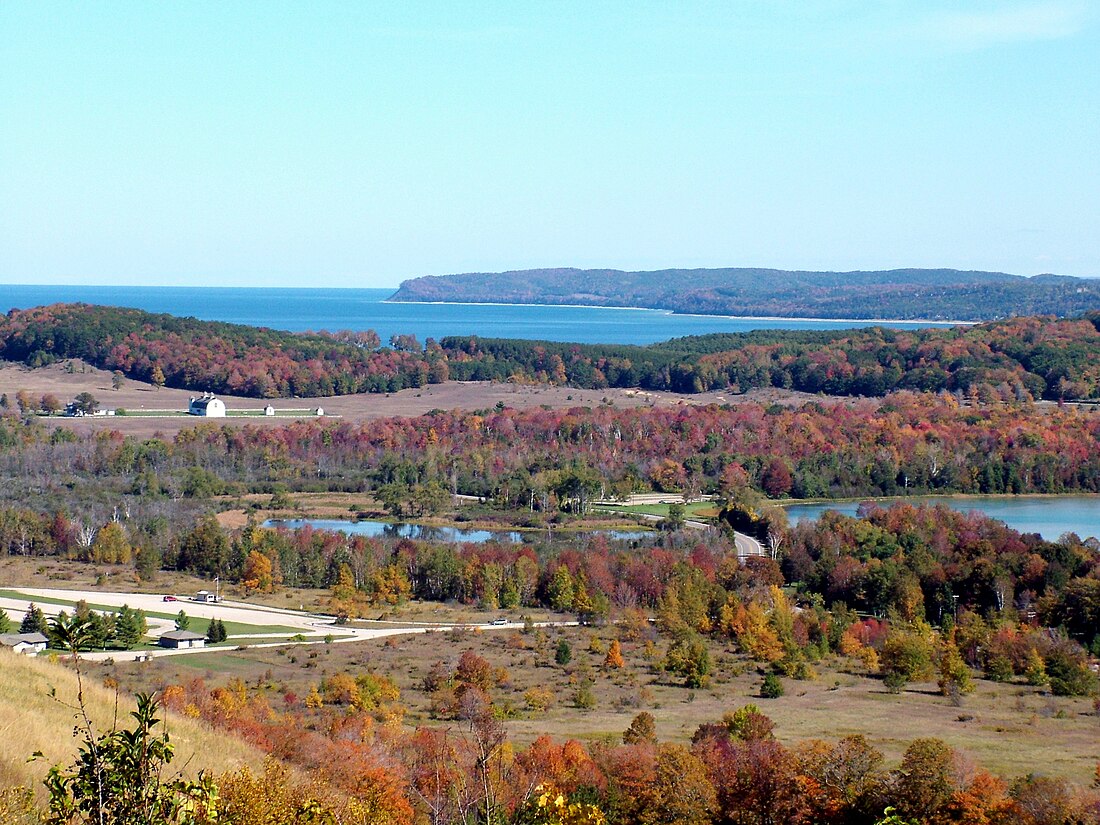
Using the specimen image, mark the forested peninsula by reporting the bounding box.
[3,304,1100,401]
[389,267,1100,321]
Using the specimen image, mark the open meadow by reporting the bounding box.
[0,361,838,437]
[82,617,1100,784]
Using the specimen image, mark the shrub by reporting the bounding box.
[883,672,908,694]
[524,687,555,713]
[1046,648,1097,697]
[39,693,219,825]
[760,674,784,698]
[664,632,711,688]
[984,654,1014,682]
[573,683,596,709]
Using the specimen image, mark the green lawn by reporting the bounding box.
[593,501,717,519]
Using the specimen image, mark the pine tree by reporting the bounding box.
[555,639,572,666]
[20,603,47,634]
[206,618,227,644]
[114,605,146,650]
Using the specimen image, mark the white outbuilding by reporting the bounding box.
[158,630,206,649]
[0,632,48,654]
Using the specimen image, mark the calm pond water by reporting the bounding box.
[263,518,653,544]
[782,496,1100,541]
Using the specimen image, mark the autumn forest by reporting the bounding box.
[0,304,1098,825]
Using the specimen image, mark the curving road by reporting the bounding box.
[0,587,572,662]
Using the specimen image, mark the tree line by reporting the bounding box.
[3,303,1100,400]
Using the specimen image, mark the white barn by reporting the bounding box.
[188,393,226,417]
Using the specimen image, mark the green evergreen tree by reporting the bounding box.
[555,638,572,666]
[20,603,47,634]
[114,605,146,650]
[85,612,112,650]
[760,674,784,698]
[174,610,189,631]
[206,618,227,644]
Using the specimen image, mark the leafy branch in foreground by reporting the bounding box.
[35,615,220,825]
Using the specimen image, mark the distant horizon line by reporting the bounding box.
[0,282,402,291]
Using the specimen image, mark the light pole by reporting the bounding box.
[215,576,220,603]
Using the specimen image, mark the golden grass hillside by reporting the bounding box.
[0,649,266,793]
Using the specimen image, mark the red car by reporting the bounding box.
[162,595,178,602]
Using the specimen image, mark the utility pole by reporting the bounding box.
[215,575,220,603]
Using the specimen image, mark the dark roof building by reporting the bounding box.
[158,630,206,649]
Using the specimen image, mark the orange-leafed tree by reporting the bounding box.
[603,639,625,670]
[241,549,274,592]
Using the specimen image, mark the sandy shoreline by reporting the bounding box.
[382,298,974,326]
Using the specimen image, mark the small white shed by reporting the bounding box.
[0,632,48,654]
[158,630,206,649]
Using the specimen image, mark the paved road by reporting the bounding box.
[592,493,717,506]
[733,531,765,558]
[0,587,573,662]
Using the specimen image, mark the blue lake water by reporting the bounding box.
[783,496,1100,541]
[0,284,958,346]
[263,518,653,544]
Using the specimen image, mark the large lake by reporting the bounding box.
[2,285,958,346]
[783,496,1100,541]
[263,518,653,544]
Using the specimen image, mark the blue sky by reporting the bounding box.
[1,1,1097,287]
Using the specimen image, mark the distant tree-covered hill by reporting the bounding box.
[442,313,1100,400]
[390,267,1100,321]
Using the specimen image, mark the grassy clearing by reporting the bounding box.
[173,617,299,640]
[0,649,264,795]
[594,501,717,518]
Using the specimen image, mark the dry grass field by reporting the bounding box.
[0,360,842,437]
[91,619,1100,786]
[0,556,218,599]
[0,649,265,795]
